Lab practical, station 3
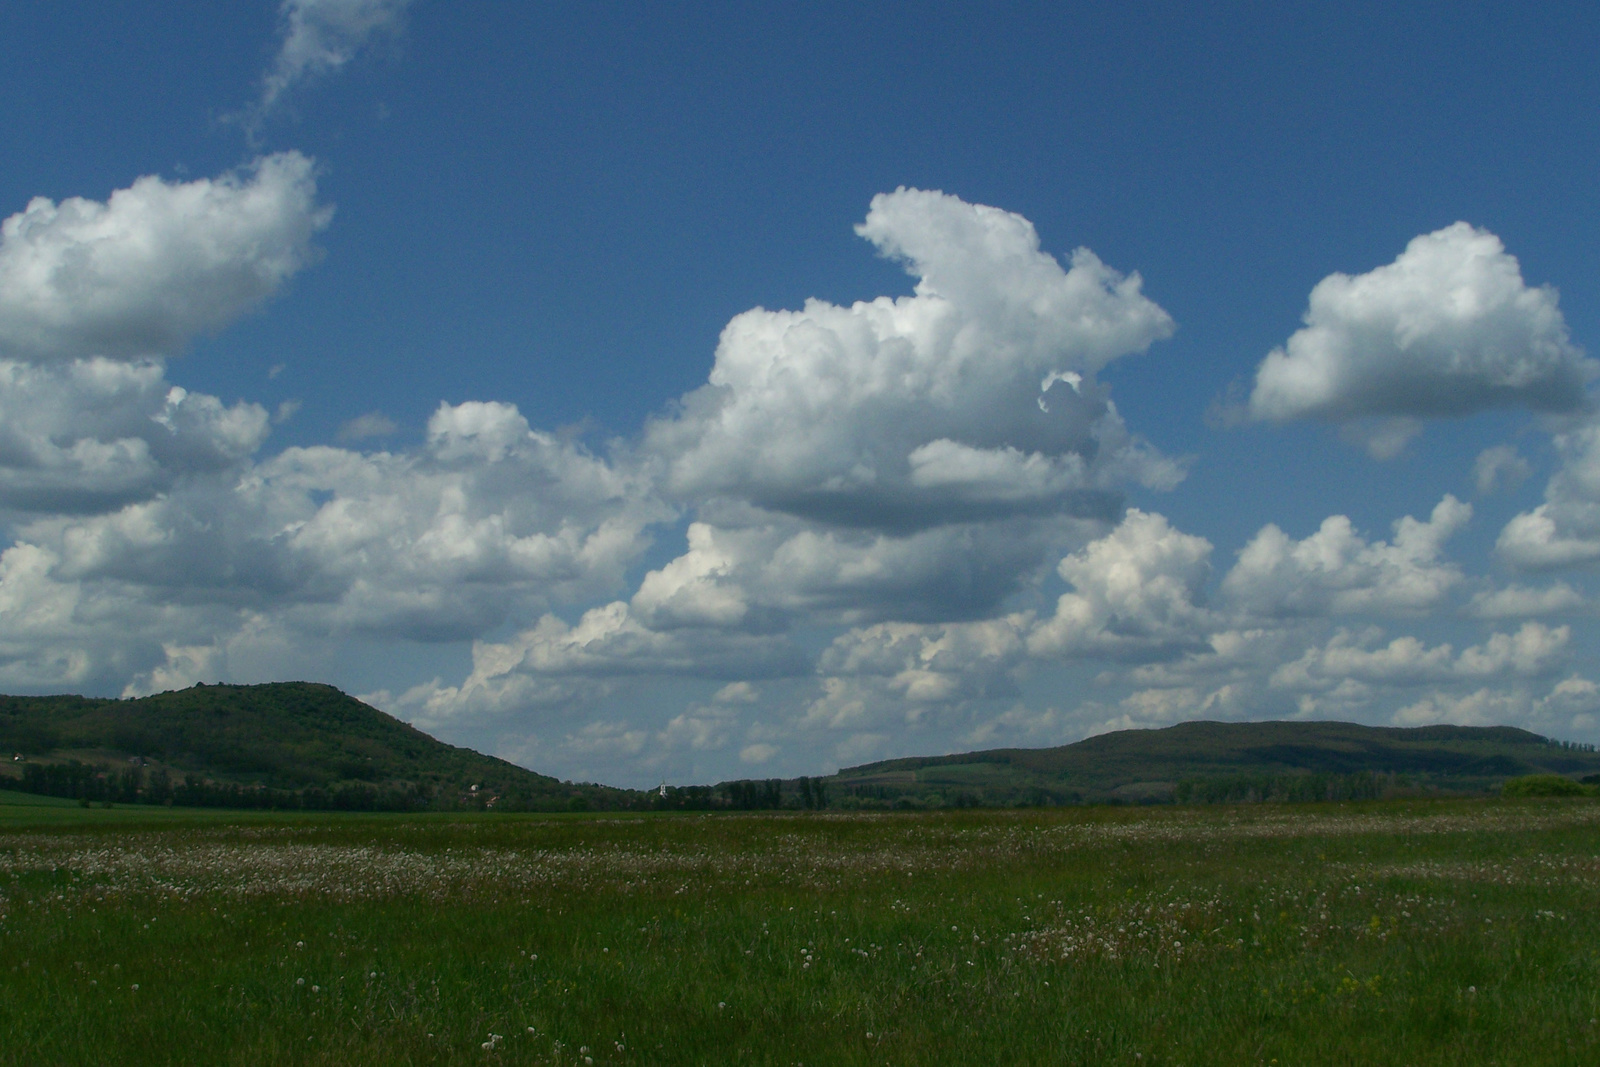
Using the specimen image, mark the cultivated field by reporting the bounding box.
[1,796,1597,1065]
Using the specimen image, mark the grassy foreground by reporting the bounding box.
[2,798,1598,1065]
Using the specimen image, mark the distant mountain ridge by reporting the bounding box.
[825,719,1600,807]
[0,682,634,811]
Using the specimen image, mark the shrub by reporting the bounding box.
[1501,774,1590,797]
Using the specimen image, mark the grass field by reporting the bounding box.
[2,797,1598,1065]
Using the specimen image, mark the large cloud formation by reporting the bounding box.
[0,155,325,518]
[316,202,1600,777]
[585,188,1187,658]
[1247,223,1591,426]
[646,188,1181,532]
[0,400,666,693]
[756,499,1594,768]
[374,190,1203,764]
[2,162,1597,783]
[0,155,667,694]
[0,360,269,515]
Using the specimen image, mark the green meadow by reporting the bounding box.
[2,796,1598,1065]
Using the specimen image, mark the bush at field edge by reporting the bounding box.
[1500,773,1593,797]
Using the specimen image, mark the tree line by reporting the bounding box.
[5,761,1468,814]
[1174,771,1401,805]
[639,777,831,811]
[0,761,614,812]
[4,761,437,810]
[0,762,844,813]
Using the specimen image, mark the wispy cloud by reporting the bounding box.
[338,411,398,440]
[258,0,414,117]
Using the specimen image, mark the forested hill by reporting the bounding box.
[8,690,1600,813]
[827,719,1600,806]
[0,682,634,811]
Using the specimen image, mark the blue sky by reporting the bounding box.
[3,1,1599,786]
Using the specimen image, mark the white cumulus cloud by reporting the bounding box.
[646,187,1179,533]
[0,154,328,362]
[0,359,269,515]
[1247,222,1591,426]
[818,615,1031,706]
[630,514,1089,631]
[1393,675,1600,731]
[1221,496,1471,617]
[1028,509,1215,660]
[0,400,669,692]
[1497,419,1600,569]
[1468,582,1586,618]
[1270,622,1568,692]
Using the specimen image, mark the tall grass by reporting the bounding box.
[2,798,1598,1064]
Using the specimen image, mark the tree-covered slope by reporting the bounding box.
[829,719,1600,805]
[0,682,633,809]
